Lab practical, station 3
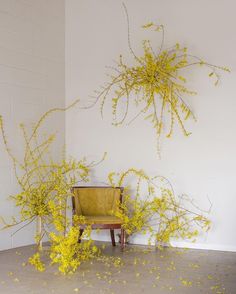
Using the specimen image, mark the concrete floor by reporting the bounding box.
[0,242,235,294]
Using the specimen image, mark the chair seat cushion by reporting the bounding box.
[83,215,122,225]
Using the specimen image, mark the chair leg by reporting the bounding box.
[120,228,125,251]
[78,229,84,243]
[110,229,116,246]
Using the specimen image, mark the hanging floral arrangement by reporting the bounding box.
[93,4,229,151]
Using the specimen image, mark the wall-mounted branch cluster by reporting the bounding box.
[93,5,229,150]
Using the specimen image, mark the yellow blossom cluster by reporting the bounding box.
[108,168,211,247]
[50,216,99,274]
[28,252,45,272]
[94,16,229,150]
[0,102,109,274]
[0,101,93,249]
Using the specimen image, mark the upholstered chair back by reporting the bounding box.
[72,187,122,216]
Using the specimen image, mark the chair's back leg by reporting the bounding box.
[120,228,125,251]
[110,229,116,246]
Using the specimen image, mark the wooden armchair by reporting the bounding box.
[72,186,125,250]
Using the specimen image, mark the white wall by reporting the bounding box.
[0,0,65,250]
[66,0,236,251]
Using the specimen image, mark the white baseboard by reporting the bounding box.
[93,233,236,252]
[170,241,236,252]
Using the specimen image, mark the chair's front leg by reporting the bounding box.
[78,229,84,243]
[110,229,116,246]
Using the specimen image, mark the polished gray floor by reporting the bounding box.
[0,242,235,293]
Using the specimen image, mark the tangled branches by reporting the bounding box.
[0,102,107,273]
[108,168,211,247]
[94,4,229,151]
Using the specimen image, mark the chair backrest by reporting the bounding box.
[72,186,123,216]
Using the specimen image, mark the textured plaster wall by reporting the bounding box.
[65,0,236,251]
[0,0,65,250]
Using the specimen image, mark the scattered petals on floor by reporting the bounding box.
[0,243,235,294]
